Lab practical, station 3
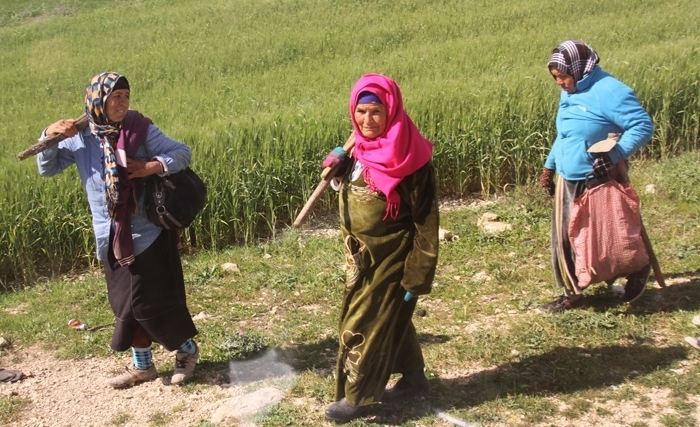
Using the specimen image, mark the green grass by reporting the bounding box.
[0,395,28,425]
[109,413,132,426]
[2,151,700,425]
[1,0,700,283]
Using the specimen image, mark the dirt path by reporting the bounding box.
[3,343,700,427]
[0,345,315,427]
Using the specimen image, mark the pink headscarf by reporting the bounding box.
[350,74,434,220]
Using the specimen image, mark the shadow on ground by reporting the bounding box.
[365,342,688,425]
[583,270,700,314]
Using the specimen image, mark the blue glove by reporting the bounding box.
[322,147,346,169]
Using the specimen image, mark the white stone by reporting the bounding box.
[221,263,240,273]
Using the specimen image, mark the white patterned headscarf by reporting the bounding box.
[548,40,600,82]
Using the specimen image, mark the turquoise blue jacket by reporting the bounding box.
[544,66,653,181]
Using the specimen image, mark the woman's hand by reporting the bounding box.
[592,154,614,179]
[322,146,346,169]
[126,158,163,179]
[539,168,555,196]
[45,119,79,138]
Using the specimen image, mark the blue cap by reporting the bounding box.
[357,91,382,105]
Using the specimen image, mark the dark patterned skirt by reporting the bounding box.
[104,229,197,351]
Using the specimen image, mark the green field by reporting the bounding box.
[1,0,699,284]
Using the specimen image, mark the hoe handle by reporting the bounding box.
[293,134,355,228]
[17,113,88,161]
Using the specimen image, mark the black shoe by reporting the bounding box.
[623,265,651,303]
[380,370,430,403]
[325,398,367,423]
[537,295,584,313]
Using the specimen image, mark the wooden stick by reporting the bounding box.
[641,224,666,288]
[292,134,355,228]
[17,113,88,161]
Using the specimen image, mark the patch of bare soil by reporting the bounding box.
[0,345,308,427]
[4,343,698,427]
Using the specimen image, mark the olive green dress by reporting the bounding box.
[334,160,439,406]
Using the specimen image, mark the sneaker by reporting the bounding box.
[106,364,158,388]
[171,344,199,385]
[537,295,584,313]
[623,265,650,303]
[684,336,700,351]
[324,398,367,422]
[380,370,430,403]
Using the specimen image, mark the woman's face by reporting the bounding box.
[105,89,130,122]
[550,68,576,94]
[354,102,387,139]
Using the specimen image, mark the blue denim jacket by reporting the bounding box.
[37,124,192,261]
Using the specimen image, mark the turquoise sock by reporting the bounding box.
[178,338,197,355]
[132,346,153,370]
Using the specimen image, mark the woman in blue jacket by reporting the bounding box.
[538,40,654,313]
[38,72,200,388]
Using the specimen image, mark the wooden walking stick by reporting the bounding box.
[292,134,355,228]
[17,113,88,161]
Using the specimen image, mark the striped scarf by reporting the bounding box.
[85,72,124,218]
[548,40,600,82]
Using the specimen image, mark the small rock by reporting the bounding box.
[471,271,491,282]
[481,222,513,233]
[645,184,656,194]
[439,228,452,241]
[0,337,10,350]
[477,212,500,225]
[510,349,520,358]
[221,263,240,273]
[415,309,427,317]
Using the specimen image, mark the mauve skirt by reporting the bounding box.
[104,229,198,351]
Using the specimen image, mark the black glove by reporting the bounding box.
[539,168,555,197]
[592,154,614,179]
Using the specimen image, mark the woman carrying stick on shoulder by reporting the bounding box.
[38,72,200,388]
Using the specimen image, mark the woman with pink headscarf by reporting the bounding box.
[323,74,439,422]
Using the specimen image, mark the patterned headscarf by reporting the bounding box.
[350,74,434,220]
[84,72,127,218]
[548,40,600,82]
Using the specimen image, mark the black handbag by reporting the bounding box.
[142,142,207,230]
